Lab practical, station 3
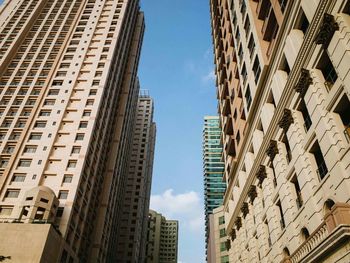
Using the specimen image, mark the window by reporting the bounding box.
[83,111,91,117]
[294,8,309,34]
[12,174,26,182]
[245,86,252,111]
[58,190,68,199]
[282,134,292,163]
[0,159,9,168]
[279,55,290,75]
[5,189,20,198]
[220,242,226,252]
[334,94,350,141]
[248,35,255,58]
[291,175,303,209]
[67,160,77,168]
[86,100,94,106]
[63,175,73,183]
[220,228,226,238]
[71,146,81,154]
[310,140,328,180]
[316,51,338,91]
[24,145,37,153]
[29,133,42,140]
[56,207,64,217]
[18,159,31,167]
[298,99,312,131]
[79,122,88,128]
[89,89,97,95]
[277,200,285,229]
[34,121,46,128]
[219,216,225,225]
[0,206,13,216]
[221,256,229,263]
[75,134,84,141]
[252,57,261,83]
[39,110,51,116]
[278,0,288,13]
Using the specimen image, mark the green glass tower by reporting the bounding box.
[203,116,226,260]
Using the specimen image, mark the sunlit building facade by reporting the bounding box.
[210,0,350,262]
[145,209,179,263]
[203,116,226,262]
[0,0,145,262]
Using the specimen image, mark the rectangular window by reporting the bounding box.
[79,122,88,129]
[83,111,91,117]
[18,159,31,167]
[219,216,225,225]
[24,145,37,153]
[0,206,13,216]
[34,121,46,128]
[63,175,73,183]
[29,133,42,140]
[75,134,84,141]
[67,160,77,168]
[12,174,26,182]
[252,57,261,83]
[310,140,328,180]
[219,228,226,238]
[5,189,20,198]
[245,86,252,111]
[58,190,68,199]
[71,146,81,154]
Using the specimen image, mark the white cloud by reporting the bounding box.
[150,189,204,233]
[201,70,216,84]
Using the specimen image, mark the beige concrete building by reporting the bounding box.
[210,0,350,262]
[0,0,145,262]
[212,206,229,263]
[145,209,179,263]
[116,92,156,263]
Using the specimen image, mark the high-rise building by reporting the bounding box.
[203,116,226,262]
[145,209,179,263]
[116,91,156,263]
[0,0,145,262]
[210,0,350,262]
[212,206,229,263]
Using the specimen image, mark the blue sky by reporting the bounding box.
[139,0,216,262]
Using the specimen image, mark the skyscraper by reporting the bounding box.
[203,116,226,262]
[145,209,179,263]
[210,0,350,262]
[116,91,156,263]
[0,0,145,262]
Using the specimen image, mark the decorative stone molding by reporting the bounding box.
[324,203,350,233]
[235,217,242,230]
[315,13,339,49]
[266,140,278,161]
[294,69,313,97]
[241,202,249,218]
[278,109,294,132]
[248,185,257,204]
[256,165,267,186]
[230,229,236,241]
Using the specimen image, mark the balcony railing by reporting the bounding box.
[289,223,328,263]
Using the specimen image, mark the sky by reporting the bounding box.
[139,0,216,262]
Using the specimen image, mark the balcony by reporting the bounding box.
[282,203,350,263]
[222,98,231,116]
[223,115,233,135]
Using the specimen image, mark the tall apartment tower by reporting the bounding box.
[210,0,350,262]
[202,116,226,262]
[116,91,156,263]
[0,0,145,262]
[145,209,179,263]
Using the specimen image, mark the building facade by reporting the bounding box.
[0,0,145,262]
[203,116,226,262]
[116,92,156,263]
[210,0,350,262]
[213,206,229,263]
[145,209,179,263]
